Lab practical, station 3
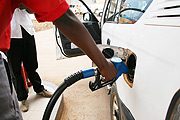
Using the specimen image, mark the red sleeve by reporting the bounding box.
[22,0,70,22]
[0,25,11,52]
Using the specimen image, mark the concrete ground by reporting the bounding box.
[35,28,111,120]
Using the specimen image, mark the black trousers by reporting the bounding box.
[7,27,44,101]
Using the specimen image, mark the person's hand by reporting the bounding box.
[98,60,118,82]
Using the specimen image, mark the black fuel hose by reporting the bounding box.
[42,71,83,120]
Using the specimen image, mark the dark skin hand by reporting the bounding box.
[53,9,117,81]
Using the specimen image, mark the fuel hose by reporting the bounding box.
[42,57,128,120]
[42,68,96,120]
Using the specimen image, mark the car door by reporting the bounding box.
[55,0,101,59]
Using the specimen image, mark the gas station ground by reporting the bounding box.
[22,28,111,120]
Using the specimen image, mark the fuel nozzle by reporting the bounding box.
[89,57,128,92]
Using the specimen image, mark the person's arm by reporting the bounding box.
[53,9,117,81]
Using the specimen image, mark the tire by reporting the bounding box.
[110,83,121,120]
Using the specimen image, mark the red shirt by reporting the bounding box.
[0,0,69,52]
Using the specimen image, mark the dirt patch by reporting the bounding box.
[32,20,53,32]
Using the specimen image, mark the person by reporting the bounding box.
[0,0,117,119]
[7,5,53,112]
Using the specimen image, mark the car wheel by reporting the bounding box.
[110,83,121,120]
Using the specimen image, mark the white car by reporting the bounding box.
[55,0,180,119]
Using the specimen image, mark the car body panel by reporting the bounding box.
[101,0,180,119]
[144,0,180,27]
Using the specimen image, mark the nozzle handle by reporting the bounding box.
[110,57,128,80]
[89,57,128,92]
[82,58,128,80]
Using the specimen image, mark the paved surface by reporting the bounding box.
[35,28,111,120]
[20,81,60,120]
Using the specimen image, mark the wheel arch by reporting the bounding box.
[166,89,180,120]
[110,83,135,120]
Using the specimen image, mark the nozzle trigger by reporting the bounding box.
[89,73,116,92]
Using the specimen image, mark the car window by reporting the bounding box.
[105,0,152,24]
[105,0,119,22]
